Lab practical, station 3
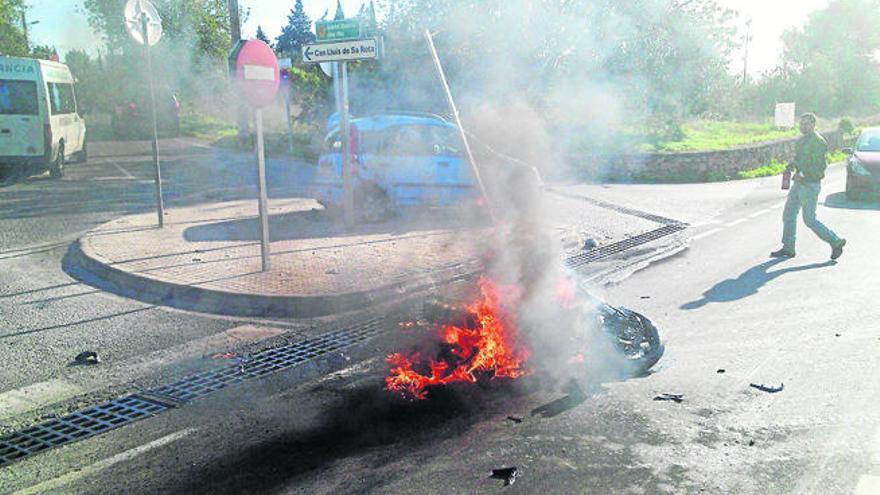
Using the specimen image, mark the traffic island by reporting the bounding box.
[68,198,489,318]
[67,195,689,319]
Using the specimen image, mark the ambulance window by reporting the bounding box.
[0,80,38,116]
[48,83,76,115]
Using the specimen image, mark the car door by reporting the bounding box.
[379,124,437,205]
[427,124,472,204]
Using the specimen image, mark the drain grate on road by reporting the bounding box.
[148,318,385,403]
[0,318,387,468]
[0,395,168,468]
[565,224,688,269]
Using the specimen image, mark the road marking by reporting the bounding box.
[13,428,196,495]
[726,218,748,227]
[111,162,136,179]
[772,201,787,209]
[855,428,880,495]
[692,228,723,241]
[0,325,289,420]
[749,209,772,219]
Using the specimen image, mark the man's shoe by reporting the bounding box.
[831,239,847,260]
[770,248,796,258]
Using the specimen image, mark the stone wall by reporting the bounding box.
[575,129,851,183]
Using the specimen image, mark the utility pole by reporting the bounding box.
[742,19,752,85]
[21,12,38,53]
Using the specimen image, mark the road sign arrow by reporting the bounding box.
[304,46,313,62]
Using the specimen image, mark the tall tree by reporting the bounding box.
[255,25,272,47]
[275,0,314,56]
[0,0,27,57]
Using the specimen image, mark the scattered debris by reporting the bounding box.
[750,383,784,394]
[74,351,101,366]
[191,258,202,263]
[640,296,651,299]
[748,440,756,447]
[325,268,339,275]
[212,352,238,360]
[506,416,523,424]
[584,238,599,250]
[717,369,726,374]
[490,467,518,486]
[835,333,841,337]
[654,393,684,403]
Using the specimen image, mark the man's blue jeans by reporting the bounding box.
[782,180,841,251]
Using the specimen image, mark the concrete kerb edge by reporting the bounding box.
[68,235,486,319]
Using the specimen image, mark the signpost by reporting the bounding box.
[302,35,380,227]
[301,39,379,64]
[230,40,280,271]
[124,0,164,228]
[315,19,360,41]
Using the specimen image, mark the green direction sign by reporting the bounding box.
[316,19,360,41]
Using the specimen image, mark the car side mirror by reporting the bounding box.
[842,147,853,155]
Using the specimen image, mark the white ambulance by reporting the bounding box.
[0,56,87,178]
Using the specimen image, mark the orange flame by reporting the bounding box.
[385,277,531,400]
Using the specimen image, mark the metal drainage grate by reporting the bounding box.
[548,188,684,226]
[147,317,385,403]
[565,224,688,269]
[0,318,387,468]
[0,395,168,468]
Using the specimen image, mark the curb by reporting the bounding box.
[68,226,690,319]
[67,236,485,319]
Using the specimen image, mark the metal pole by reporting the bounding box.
[284,90,294,154]
[228,0,248,144]
[254,109,271,271]
[423,29,496,223]
[337,62,354,227]
[21,12,29,52]
[142,14,165,228]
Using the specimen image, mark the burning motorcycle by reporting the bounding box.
[386,276,664,400]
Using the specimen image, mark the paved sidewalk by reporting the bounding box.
[71,193,682,318]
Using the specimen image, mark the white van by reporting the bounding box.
[0,56,87,178]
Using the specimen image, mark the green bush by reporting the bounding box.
[737,159,788,180]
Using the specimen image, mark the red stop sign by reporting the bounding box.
[232,40,280,108]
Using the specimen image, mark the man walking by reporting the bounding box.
[771,113,846,260]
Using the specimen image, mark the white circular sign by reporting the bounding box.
[124,0,163,46]
[320,62,333,78]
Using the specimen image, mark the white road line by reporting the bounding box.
[111,162,136,179]
[772,201,787,209]
[692,228,723,241]
[726,218,748,227]
[749,209,772,219]
[13,428,196,495]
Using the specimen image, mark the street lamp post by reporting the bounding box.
[21,13,39,52]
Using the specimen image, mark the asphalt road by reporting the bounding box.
[2,143,878,494]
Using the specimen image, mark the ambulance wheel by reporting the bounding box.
[49,143,65,179]
[72,143,88,164]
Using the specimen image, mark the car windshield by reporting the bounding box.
[0,79,38,115]
[856,131,880,152]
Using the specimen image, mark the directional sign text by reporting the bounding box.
[302,39,379,64]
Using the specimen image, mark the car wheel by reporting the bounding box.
[72,142,88,164]
[355,185,394,223]
[49,143,65,179]
[845,173,864,201]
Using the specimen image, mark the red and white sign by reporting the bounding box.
[233,40,280,108]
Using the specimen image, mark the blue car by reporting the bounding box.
[311,113,479,220]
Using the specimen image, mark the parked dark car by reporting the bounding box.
[844,127,880,200]
[111,87,180,139]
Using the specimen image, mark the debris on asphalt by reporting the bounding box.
[74,351,101,366]
[584,238,599,250]
[506,415,523,424]
[748,440,756,446]
[640,296,651,299]
[212,352,238,360]
[717,369,726,374]
[750,383,784,393]
[325,268,339,275]
[490,467,518,486]
[654,393,684,403]
[835,333,841,337]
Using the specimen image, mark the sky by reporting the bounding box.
[26,0,830,78]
